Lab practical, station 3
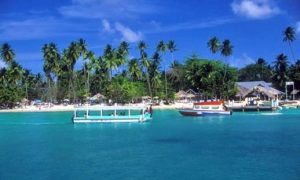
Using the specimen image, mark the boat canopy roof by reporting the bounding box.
[194,101,224,106]
[75,105,147,111]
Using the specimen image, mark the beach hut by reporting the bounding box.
[236,81,284,100]
[90,93,106,104]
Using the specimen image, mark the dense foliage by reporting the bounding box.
[0,26,299,108]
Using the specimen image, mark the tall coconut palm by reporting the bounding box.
[167,40,177,62]
[283,26,296,63]
[103,44,117,80]
[220,39,233,98]
[272,53,289,89]
[0,43,15,66]
[138,41,152,98]
[207,36,220,55]
[117,41,129,67]
[42,43,61,102]
[149,52,162,96]
[63,41,81,102]
[156,40,168,98]
[128,58,142,81]
[83,50,96,96]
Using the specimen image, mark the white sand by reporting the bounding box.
[0,102,196,113]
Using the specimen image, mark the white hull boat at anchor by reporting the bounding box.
[177,101,232,116]
[72,105,153,123]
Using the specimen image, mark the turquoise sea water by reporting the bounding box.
[0,109,300,180]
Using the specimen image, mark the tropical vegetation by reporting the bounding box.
[0,26,299,108]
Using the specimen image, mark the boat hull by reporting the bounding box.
[178,109,231,116]
[178,109,203,116]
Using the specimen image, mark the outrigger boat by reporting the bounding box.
[177,101,232,116]
[72,105,153,123]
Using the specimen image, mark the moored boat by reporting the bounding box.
[72,105,153,123]
[177,101,232,116]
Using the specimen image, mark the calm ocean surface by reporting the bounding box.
[0,109,300,180]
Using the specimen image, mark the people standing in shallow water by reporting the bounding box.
[149,105,153,117]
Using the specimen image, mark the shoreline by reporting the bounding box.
[0,103,193,113]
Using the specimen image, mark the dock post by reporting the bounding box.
[100,109,103,117]
[128,108,131,117]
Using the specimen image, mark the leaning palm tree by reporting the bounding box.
[207,36,220,56]
[220,39,233,98]
[138,41,152,98]
[156,40,168,99]
[283,26,296,63]
[0,43,15,66]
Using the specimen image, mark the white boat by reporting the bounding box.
[72,105,153,123]
[177,101,232,116]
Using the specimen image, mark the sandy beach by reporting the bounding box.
[0,103,196,113]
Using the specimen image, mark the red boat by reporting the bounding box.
[177,101,232,116]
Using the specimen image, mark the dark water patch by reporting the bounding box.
[153,137,192,144]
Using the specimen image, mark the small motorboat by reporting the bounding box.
[177,101,232,116]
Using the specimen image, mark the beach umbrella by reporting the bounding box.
[21,98,29,103]
[186,93,195,98]
[175,90,187,98]
[141,96,151,99]
[92,93,106,99]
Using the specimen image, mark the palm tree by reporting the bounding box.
[138,41,152,98]
[220,39,233,98]
[42,43,61,103]
[103,44,117,80]
[207,36,220,55]
[149,52,162,96]
[283,26,296,63]
[128,58,142,81]
[117,41,129,70]
[156,40,168,99]
[272,53,289,90]
[0,43,15,66]
[62,41,81,102]
[167,40,177,62]
[168,60,185,91]
[83,50,96,96]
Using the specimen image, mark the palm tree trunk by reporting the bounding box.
[48,79,51,103]
[145,71,152,98]
[288,41,296,63]
[72,72,76,103]
[164,66,167,98]
[87,71,90,96]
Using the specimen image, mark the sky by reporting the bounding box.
[0,0,300,73]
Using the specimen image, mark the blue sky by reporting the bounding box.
[0,0,300,73]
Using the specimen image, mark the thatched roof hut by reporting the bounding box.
[236,81,283,99]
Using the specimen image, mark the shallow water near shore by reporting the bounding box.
[0,109,300,180]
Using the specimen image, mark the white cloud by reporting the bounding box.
[59,0,158,19]
[296,21,300,34]
[231,0,280,19]
[145,17,235,34]
[115,22,143,43]
[230,53,256,68]
[0,17,97,41]
[102,19,114,33]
